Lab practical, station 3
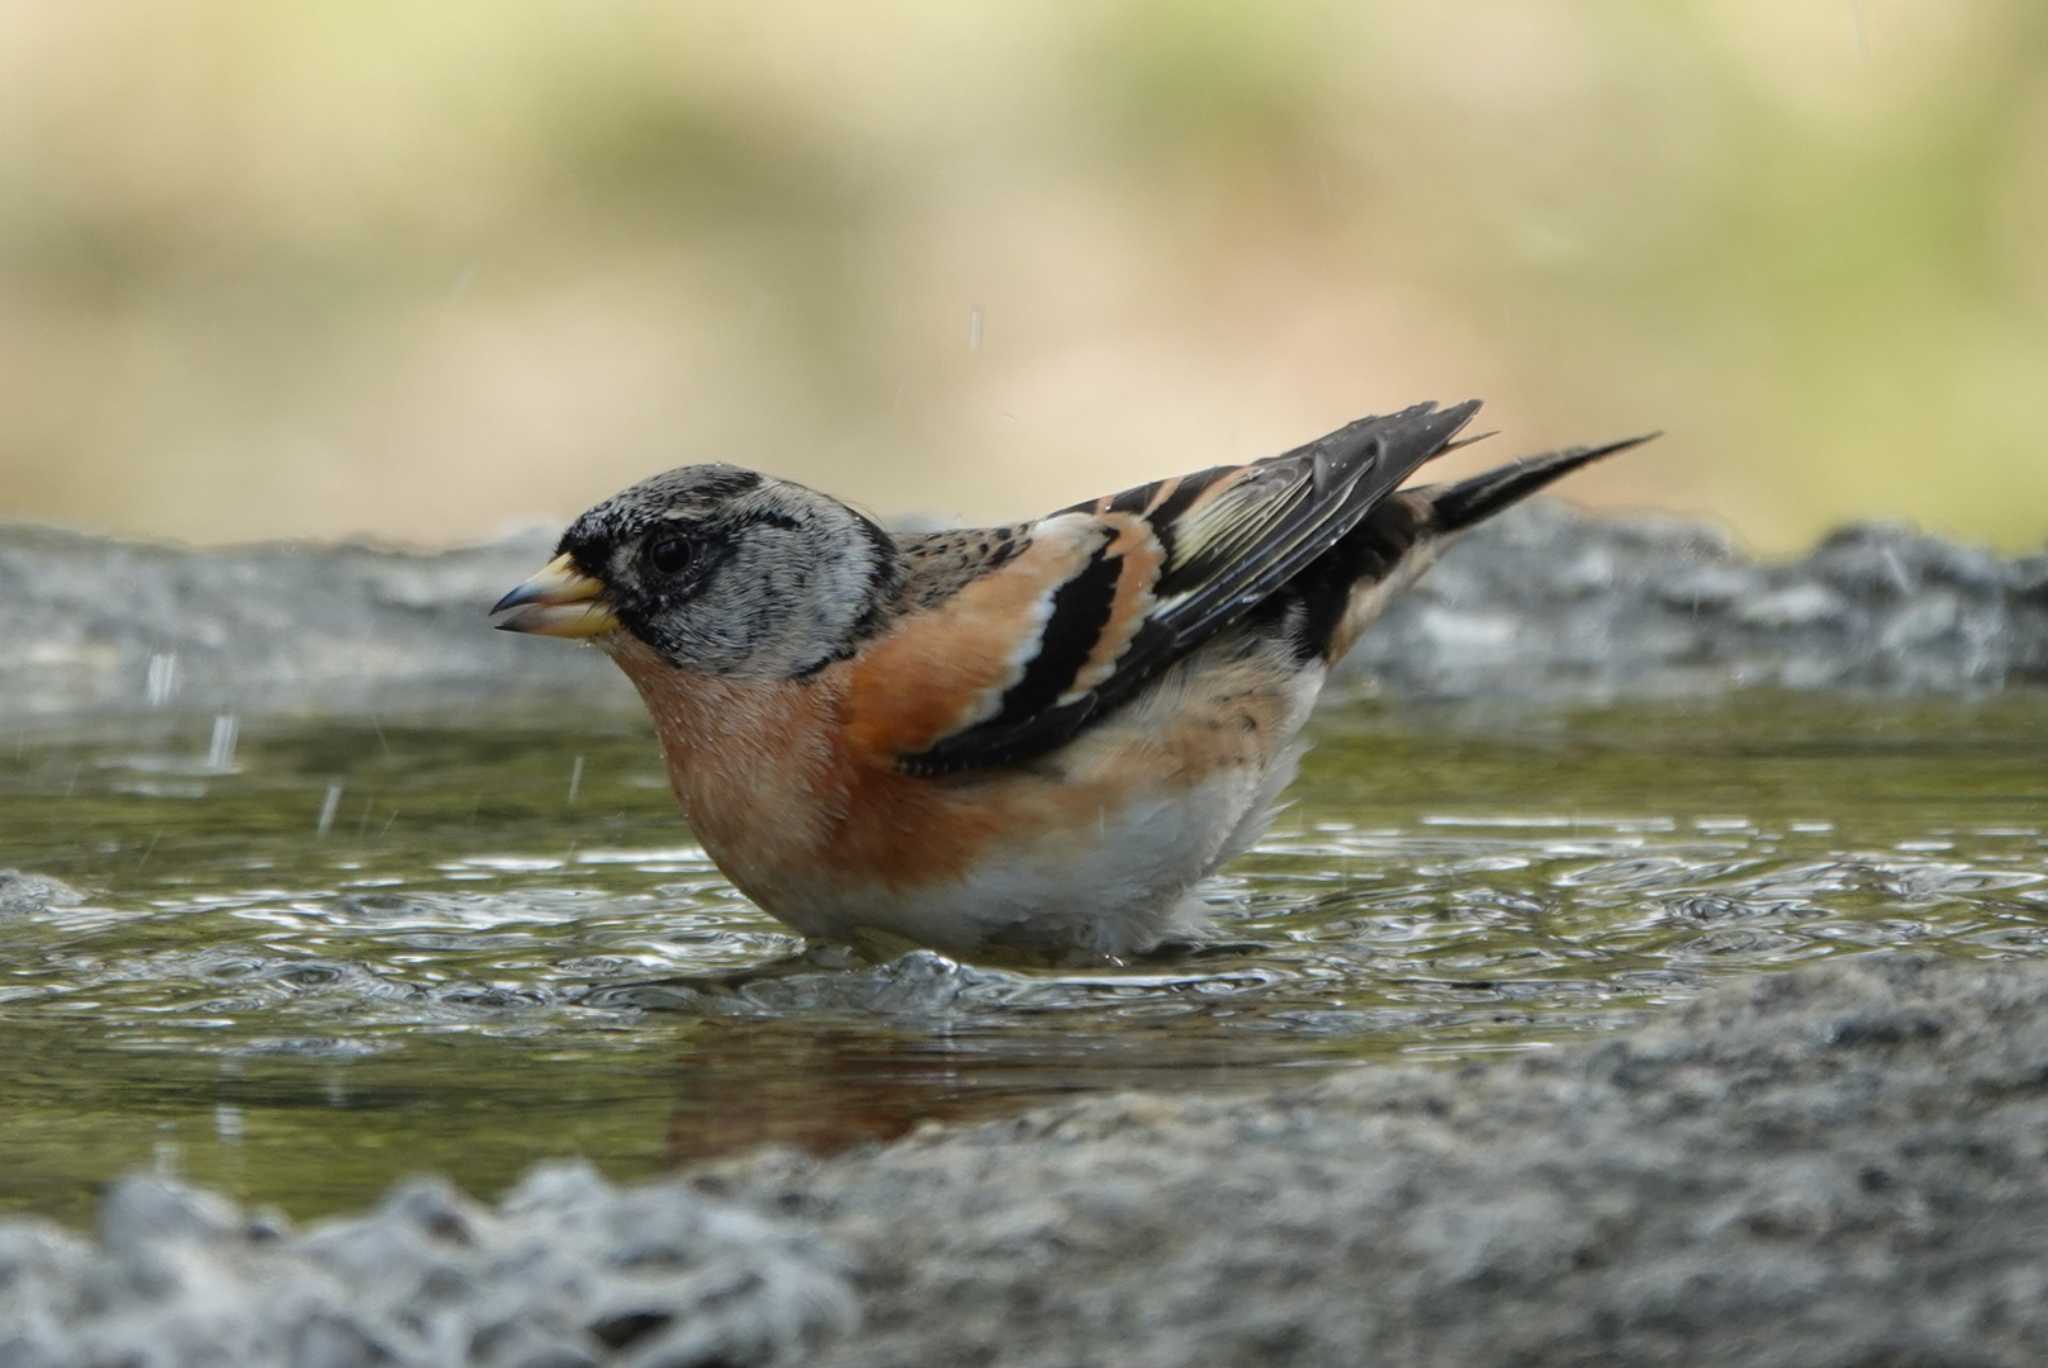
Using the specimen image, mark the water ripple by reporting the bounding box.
[3,694,2045,1223]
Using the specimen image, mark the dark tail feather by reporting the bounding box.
[1292,428,1655,663]
[1433,429,1498,457]
[1422,432,1659,534]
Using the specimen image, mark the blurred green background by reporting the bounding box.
[3,0,2043,553]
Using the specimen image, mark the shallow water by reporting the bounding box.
[4,693,2045,1226]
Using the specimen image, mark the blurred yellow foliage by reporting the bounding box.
[2,0,2043,552]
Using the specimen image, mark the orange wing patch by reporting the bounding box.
[849,517,1092,760]
[846,512,1166,766]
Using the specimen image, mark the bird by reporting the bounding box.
[491,401,1652,962]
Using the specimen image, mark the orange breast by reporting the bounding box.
[610,639,1055,899]
[606,632,1305,915]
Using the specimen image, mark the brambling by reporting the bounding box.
[492,402,1650,961]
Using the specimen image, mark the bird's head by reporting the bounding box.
[490,464,898,678]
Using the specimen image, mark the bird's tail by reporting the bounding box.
[1416,433,1658,535]
[1300,429,1658,662]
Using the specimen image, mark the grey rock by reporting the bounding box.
[1343,507,2046,698]
[0,870,85,916]
[2011,554,2048,604]
[1651,561,1759,614]
[1813,522,2010,597]
[6,508,2046,721]
[1880,589,1964,648]
[98,1174,246,1248]
[1733,581,1855,630]
[0,1161,853,1368]
[0,524,629,721]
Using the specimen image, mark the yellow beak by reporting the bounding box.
[489,553,621,639]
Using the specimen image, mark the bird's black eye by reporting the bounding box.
[647,532,696,578]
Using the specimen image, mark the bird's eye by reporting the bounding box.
[647,533,696,577]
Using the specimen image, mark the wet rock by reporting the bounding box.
[0,869,85,916]
[2011,554,2048,605]
[1343,506,2046,698]
[6,508,2045,721]
[1734,582,1855,630]
[0,524,628,720]
[1879,590,1963,647]
[98,1174,246,1248]
[1651,561,1759,614]
[1812,522,2010,598]
[0,1161,854,1368]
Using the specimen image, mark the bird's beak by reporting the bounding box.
[489,554,620,638]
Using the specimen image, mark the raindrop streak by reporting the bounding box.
[967,306,983,352]
[206,714,239,772]
[145,653,179,707]
[213,1103,246,1145]
[316,784,343,838]
[568,754,586,807]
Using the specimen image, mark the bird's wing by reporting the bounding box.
[846,401,1482,775]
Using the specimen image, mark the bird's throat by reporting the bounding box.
[606,639,846,885]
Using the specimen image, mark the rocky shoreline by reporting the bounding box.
[6,504,2045,721]
[3,944,2045,1366]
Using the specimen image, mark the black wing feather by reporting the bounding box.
[901,400,1481,775]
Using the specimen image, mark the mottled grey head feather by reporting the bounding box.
[558,464,899,678]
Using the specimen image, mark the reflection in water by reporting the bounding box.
[2,693,2045,1225]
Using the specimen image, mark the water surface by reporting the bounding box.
[4,693,2045,1225]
